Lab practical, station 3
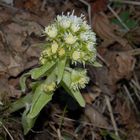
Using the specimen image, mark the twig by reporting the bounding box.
[78,0,92,25]
[0,2,20,12]
[0,121,14,140]
[59,105,67,129]
[57,129,62,140]
[125,48,140,56]
[105,95,120,137]
[123,85,139,113]
[62,129,79,140]
[110,0,140,6]
[107,4,129,31]
[131,79,140,91]
[130,82,140,102]
[90,127,96,140]
[41,0,47,11]
[31,129,58,138]
[97,53,110,67]
[54,114,113,130]
[133,72,140,86]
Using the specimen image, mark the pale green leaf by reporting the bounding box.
[62,70,71,87]
[9,93,32,113]
[28,69,57,118]
[22,105,37,135]
[30,69,56,112]
[68,88,85,107]
[30,84,43,111]
[61,71,85,107]
[31,61,55,80]
[57,57,66,84]
[27,92,53,118]
[92,61,102,67]
[20,72,31,92]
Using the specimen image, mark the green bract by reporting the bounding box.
[10,11,98,135]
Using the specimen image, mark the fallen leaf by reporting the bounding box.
[91,0,108,13]
[8,55,24,77]
[83,85,101,104]
[107,52,135,86]
[92,13,132,50]
[84,105,110,128]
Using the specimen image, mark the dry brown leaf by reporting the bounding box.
[107,52,135,86]
[89,49,135,94]
[7,55,24,77]
[83,92,99,104]
[84,105,110,128]
[83,85,101,104]
[114,97,132,125]
[0,8,12,24]
[0,77,11,104]
[114,97,140,140]
[91,0,108,13]
[9,85,21,98]
[127,126,140,140]
[93,13,131,49]
[15,0,41,12]
[126,28,140,45]
[88,65,112,94]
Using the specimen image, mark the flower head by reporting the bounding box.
[41,11,97,65]
[44,25,57,38]
[86,42,95,51]
[82,21,91,30]
[71,23,80,32]
[65,33,77,45]
[71,69,89,90]
[60,18,71,29]
[72,51,80,61]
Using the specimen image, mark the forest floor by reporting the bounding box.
[0,0,140,140]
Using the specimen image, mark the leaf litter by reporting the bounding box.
[0,0,140,140]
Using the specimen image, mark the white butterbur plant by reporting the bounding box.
[11,11,100,134]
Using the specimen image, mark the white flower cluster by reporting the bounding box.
[71,69,89,90]
[40,11,97,65]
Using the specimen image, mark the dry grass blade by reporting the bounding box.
[107,4,129,31]
[57,129,62,140]
[54,114,113,130]
[97,53,110,67]
[126,48,140,56]
[123,85,139,114]
[130,82,140,102]
[110,0,140,6]
[78,0,92,25]
[0,121,14,140]
[105,95,120,137]
[131,79,140,91]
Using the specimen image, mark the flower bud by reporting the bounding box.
[65,33,77,45]
[43,82,56,93]
[58,48,65,56]
[60,19,71,29]
[51,41,58,54]
[72,51,80,61]
[45,25,57,38]
[71,23,80,32]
